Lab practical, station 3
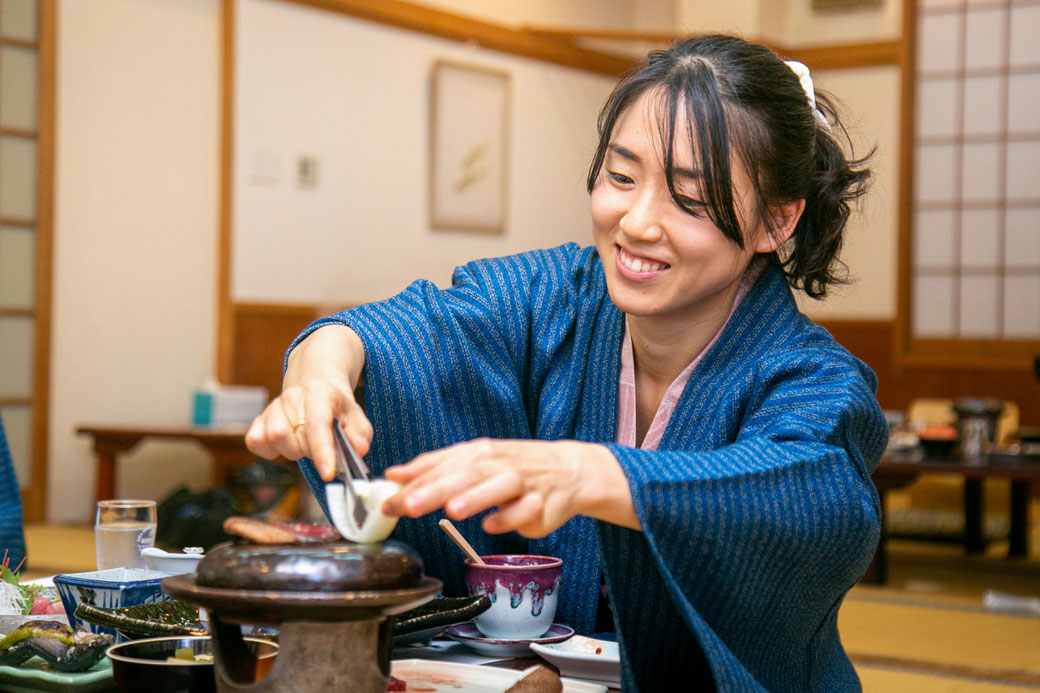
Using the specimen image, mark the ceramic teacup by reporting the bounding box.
[464,554,562,640]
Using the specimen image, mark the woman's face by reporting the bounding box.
[590,90,779,326]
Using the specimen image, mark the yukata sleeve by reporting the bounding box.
[285,243,591,464]
[598,347,888,691]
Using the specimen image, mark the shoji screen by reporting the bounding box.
[0,0,39,485]
[0,0,48,519]
[913,0,1040,339]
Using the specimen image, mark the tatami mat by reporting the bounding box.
[858,665,1040,692]
[21,523,96,579]
[841,593,1040,686]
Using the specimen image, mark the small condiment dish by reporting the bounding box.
[529,635,620,686]
[141,547,205,574]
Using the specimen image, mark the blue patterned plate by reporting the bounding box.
[53,569,174,639]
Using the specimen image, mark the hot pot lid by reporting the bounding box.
[195,539,424,592]
[162,573,442,625]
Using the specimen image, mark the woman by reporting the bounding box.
[247,34,887,692]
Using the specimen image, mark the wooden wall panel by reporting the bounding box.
[229,308,1040,427]
[820,320,1040,427]
[229,303,318,400]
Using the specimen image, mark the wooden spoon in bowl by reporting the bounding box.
[438,519,486,565]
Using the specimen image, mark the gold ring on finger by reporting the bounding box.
[291,420,306,432]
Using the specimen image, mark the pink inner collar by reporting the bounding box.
[616,259,765,450]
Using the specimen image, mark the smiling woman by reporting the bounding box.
[246,33,886,693]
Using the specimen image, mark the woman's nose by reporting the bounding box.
[618,189,665,241]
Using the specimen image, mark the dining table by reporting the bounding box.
[76,423,255,503]
[0,602,618,692]
[866,447,1040,584]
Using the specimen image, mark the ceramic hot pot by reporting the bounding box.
[164,539,441,693]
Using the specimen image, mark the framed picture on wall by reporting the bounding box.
[429,60,511,234]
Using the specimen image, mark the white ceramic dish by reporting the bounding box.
[445,622,574,657]
[140,547,204,574]
[391,659,605,692]
[529,635,621,686]
[326,478,400,543]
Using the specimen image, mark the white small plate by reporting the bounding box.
[445,623,574,657]
[391,659,605,692]
[530,635,621,686]
[140,547,204,574]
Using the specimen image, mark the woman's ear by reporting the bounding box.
[753,199,805,253]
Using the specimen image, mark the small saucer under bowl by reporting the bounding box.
[445,622,574,657]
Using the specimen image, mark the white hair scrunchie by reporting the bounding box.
[784,60,831,132]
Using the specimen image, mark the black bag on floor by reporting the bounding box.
[155,486,237,551]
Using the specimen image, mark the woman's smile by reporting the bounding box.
[615,245,669,279]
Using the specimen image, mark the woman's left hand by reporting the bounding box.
[382,438,638,538]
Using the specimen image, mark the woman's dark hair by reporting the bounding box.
[586,33,871,298]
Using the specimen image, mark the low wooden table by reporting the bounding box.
[77,424,255,503]
[865,451,1040,584]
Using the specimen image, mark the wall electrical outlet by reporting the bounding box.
[249,150,280,187]
[297,155,319,188]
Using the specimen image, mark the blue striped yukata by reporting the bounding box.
[291,244,887,692]
[0,412,27,571]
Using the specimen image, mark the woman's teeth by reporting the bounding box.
[619,247,667,273]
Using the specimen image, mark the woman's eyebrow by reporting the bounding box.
[609,142,701,181]
[672,165,702,182]
[607,143,640,162]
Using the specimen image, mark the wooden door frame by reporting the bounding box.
[28,0,56,522]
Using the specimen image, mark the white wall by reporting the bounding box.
[49,0,220,522]
[678,0,901,44]
[232,0,616,304]
[799,65,902,320]
[678,0,765,37]
[779,0,901,47]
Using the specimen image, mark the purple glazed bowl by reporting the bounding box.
[464,555,562,640]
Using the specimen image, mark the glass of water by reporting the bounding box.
[95,500,157,570]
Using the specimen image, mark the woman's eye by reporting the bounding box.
[608,171,633,185]
[676,196,708,217]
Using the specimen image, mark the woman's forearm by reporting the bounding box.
[248,324,372,477]
[284,324,366,393]
[574,443,642,531]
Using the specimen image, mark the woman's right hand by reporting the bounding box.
[244,325,372,481]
